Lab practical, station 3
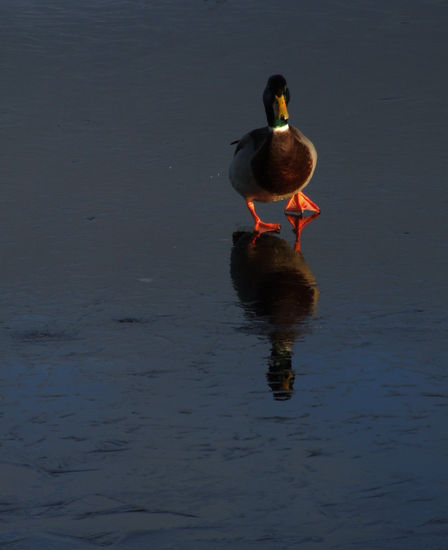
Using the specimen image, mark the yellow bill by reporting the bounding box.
[275,94,289,121]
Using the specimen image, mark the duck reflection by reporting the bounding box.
[231,231,319,400]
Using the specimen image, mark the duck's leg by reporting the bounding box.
[246,200,281,234]
[286,212,320,252]
[285,192,320,215]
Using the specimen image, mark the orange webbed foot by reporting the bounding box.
[285,192,320,215]
[246,200,281,234]
[254,220,281,234]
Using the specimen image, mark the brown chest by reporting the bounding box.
[251,133,314,195]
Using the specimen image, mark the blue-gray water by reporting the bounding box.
[1,1,447,548]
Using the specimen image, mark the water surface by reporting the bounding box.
[1,1,447,548]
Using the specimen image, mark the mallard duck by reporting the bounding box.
[230,74,319,233]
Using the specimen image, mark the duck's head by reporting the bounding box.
[263,74,290,129]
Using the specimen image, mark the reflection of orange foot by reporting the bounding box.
[285,192,320,215]
[286,212,320,252]
[246,200,281,234]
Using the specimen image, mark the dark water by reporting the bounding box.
[1,1,447,548]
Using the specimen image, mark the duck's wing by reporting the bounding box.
[232,127,269,156]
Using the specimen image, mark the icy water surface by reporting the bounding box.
[1,1,447,548]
